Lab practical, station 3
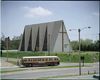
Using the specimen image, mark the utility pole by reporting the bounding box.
[62,22,64,52]
[5,37,10,62]
[78,29,81,75]
[59,22,67,52]
[69,26,91,76]
[1,42,3,57]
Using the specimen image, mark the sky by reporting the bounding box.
[1,1,99,41]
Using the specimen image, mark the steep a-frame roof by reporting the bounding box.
[19,20,72,52]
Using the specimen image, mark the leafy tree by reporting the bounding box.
[70,41,79,51]
[71,39,99,51]
[1,33,6,50]
[10,39,20,49]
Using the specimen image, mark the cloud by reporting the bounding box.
[92,12,99,16]
[23,6,53,18]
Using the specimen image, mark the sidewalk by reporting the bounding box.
[0,57,18,69]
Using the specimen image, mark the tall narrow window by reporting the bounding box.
[43,26,47,51]
[21,30,25,51]
[35,27,39,51]
[28,28,32,51]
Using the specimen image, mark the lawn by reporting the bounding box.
[0,51,99,63]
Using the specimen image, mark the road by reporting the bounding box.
[50,74,99,79]
[1,57,99,79]
[1,63,99,79]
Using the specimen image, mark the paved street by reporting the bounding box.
[1,57,99,79]
[1,63,99,79]
[50,74,99,80]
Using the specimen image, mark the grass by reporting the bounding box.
[0,51,99,63]
[0,69,27,73]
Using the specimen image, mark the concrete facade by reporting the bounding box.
[19,20,72,52]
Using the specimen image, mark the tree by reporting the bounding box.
[70,41,79,51]
[71,39,99,51]
[10,35,22,49]
[93,40,99,51]
[1,33,6,50]
[10,39,20,49]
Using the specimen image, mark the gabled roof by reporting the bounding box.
[19,20,72,52]
[24,20,64,51]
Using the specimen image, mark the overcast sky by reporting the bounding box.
[1,1,99,41]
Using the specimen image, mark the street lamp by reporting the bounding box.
[69,26,91,75]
